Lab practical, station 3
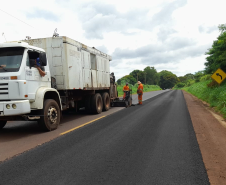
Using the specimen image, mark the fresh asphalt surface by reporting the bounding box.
[0,90,209,185]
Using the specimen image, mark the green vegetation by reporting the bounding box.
[117,67,160,86]
[205,24,226,74]
[117,75,136,85]
[182,80,226,118]
[117,84,162,97]
[158,70,179,89]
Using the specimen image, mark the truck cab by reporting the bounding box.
[0,41,61,131]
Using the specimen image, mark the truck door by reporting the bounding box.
[25,51,50,100]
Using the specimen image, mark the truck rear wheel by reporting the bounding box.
[38,99,60,131]
[0,121,7,129]
[102,92,110,111]
[91,93,103,114]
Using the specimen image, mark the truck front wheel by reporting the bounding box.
[0,121,7,129]
[38,99,60,131]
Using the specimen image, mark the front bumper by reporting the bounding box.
[0,100,31,116]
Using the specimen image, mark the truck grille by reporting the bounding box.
[0,83,8,95]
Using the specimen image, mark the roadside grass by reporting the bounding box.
[182,80,226,118]
[117,84,162,97]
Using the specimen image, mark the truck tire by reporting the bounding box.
[91,93,103,114]
[102,92,110,111]
[38,99,60,131]
[0,121,7,129]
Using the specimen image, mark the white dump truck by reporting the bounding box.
[0,36,119,131]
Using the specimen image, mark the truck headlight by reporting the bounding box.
[6,104,10,109]
[12,104,17,109]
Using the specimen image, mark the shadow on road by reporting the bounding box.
[0,108,91,142]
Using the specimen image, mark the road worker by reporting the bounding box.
[137,81,143,105]
[123,82,130,100]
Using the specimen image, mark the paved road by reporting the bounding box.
[0,90,168,162]
[0,90,209,185]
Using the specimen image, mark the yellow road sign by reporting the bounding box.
[211,68,226,84]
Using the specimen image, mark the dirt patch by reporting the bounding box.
[183,90,226,185]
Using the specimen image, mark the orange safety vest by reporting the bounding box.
[123,85,130,91]
[123,85,129,99]
[137,84,143,95]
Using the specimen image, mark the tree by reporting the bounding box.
[116,75,136,85]
[184,73,194,80]
[205,24,226,74]
[137,71,145,83]
[129,67,159,85]
[219,24,226,33]
[194,71,204,82]
[143,66,158,85]
[129,70,144,83]
[178,76,186,82]
[175,82,185,88]
[158,70,179,89]
[129,70,140,81]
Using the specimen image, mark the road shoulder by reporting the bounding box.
[183,90,226,185]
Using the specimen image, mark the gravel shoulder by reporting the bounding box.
[183,90,226,185]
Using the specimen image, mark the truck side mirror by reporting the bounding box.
[39,53,47,66]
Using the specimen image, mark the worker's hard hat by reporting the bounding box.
[137,81,141,84]
[126,82,128,85]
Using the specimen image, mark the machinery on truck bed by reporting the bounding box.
[0,36,128,131]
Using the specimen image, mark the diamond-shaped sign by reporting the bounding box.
[211,68,226,84]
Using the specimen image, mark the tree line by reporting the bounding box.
[117,24,226,89]
[117,66,179,89]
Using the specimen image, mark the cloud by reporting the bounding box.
[199,25,218,34]
[166,37,196,50]
[157,27,177,41]
[78,2,150,39]
[95,45,109,54]
[76,0,187,39]
[112,36,197,60]
[26,8,60,22]
[110,59,121,67]
[142,44,209,66]
[112,40,210,70]
[151,0,187,27]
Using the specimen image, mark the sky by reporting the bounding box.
[0,0,225,80]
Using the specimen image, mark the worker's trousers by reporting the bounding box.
[138,95,142,104]
[123,91,128,99]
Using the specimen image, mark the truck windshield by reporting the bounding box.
[0,47,24,72]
